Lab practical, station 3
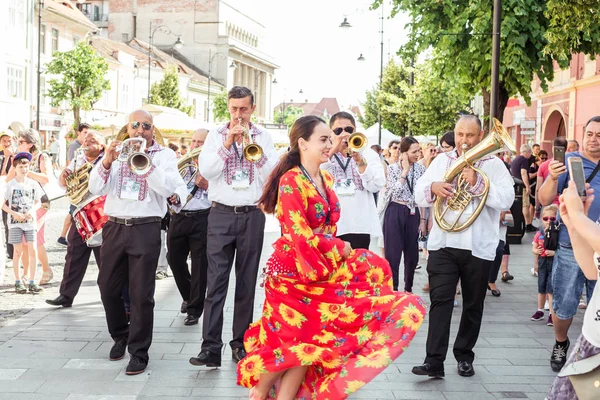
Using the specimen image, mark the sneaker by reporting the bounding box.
[28,283,43,294]
[544,300,550,310]
[453,299,459,307]
[531,268,538,277]
[550,339,570,372]
[109,337,128,361]
[155,271,168,280]
[547,315,553,326]
[15,282,27,294]
[57,237,68,246]
[531,311,544,321]
[125,356,147,375]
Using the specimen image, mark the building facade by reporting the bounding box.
[107,0,278,122]
[502,55,600,153]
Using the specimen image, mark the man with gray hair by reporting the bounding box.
[168,128,211,326]
[511,144,536,231]
[89,109,187,375]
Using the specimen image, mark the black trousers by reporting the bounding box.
[167,211,209,317]
[60,223,101,301]
[3,208,12,258]
[98,220,161,361]
[425,248,491,369]
[337,233,370,251]
[488,240,505,284]
[383,203,420,292]
[201,207,265,354]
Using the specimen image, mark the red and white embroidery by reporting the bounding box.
[330,152,364,191]
[115,142,163,200]
[218,122,268,185]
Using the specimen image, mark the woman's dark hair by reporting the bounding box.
[259,115,326,214]
[440,131,455,148]
[387,139,400,149]
[329,111,356,128]
[400,136,419,153]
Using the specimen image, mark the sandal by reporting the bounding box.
[501,271,514,282]
[249,387,265,400]
[39,270,54,285]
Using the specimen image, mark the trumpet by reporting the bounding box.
[347,132,368,153]
[238,118,263,162]
[117,138,152,175]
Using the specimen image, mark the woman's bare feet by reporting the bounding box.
[249,387,267,400]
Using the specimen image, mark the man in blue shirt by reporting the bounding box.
[538,116,600,372]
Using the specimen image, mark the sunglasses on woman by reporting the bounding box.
[130,121,153,131]
[542,216,556,222]
[333,126,354,135]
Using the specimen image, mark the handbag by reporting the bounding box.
[557,352,600,400]
[544,221,560,251]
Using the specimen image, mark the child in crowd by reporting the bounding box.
[531,205,559,325]
[2,152,43,294]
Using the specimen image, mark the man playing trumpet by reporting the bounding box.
[89,109,187,375]
[46,131,105,308]
[412,115,514,378]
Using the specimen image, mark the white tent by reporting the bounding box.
[364,123,400,146]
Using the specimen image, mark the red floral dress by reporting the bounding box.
[237,167,426,399]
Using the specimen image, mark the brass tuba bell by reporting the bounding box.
[433,118,516,233]
[168,146,203,214]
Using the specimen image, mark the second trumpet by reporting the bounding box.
[117,138,152,175]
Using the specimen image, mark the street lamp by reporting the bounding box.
[206,50,237,122]
[36,0,44,131]
[148,21,183,104]
[340,4,384,145]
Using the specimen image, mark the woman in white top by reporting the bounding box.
[546,181,600,399]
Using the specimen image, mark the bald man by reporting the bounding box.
[168,128,210,326]
[89,110,187,375]
[47,131,107,308]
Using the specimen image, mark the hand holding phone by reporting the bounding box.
[568,157,587,199]
[553,146,565,164]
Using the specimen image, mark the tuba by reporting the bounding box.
[347,132,368,153]
[65,147,93,205]
[238,118,263,162]
[168,146,203,213]
[433,118,516,233]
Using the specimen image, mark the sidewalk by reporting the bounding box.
[0,221,582,400]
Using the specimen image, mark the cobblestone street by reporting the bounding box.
[0,204,582,399]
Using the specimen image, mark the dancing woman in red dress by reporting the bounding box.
[237,116,426,399]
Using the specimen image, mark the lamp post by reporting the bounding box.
[147,21,183,104]
[341,4,384,145]
[36,0,43,131]
[206,50,237,122]
[489,0,502,131]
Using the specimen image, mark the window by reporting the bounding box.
[8,0,25,29]
[40,76,48,106]
[73,36,80,46]
[122,33,129,42]
[40,24,46,54]
[7,66,25,100]
[51,28,59,53]
[119,83,130,110]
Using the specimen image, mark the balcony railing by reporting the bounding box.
[82,12,108,23]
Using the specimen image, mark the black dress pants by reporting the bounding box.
[337,233,370,251]
[98,220,161,361]
[425,248,491,369]
[3,208,12,258]
[201,207,265,354]
[59,223,101,301]
[167,210,209,317]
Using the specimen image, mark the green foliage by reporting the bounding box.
[274,106,304,128]
[149,65,193,116]
[45,42,110,129]
[358,90,378,129]
[544,0,600,67]
[212,90,229,122]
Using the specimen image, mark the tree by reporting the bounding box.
[212,90,229,122]
[149,65,193,115]
[404,59,472,138]
[274,106,304,128]
[359,60,411,135]
[46,42,110,129]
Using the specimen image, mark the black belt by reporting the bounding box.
[108,216,162,226]
[211,201,258,214]
[178,208,210,217]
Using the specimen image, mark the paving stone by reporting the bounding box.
[0,368,26,380]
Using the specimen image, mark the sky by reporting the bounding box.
[228,0,410,111]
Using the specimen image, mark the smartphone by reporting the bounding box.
[568,157,587,198]
[554,146,566,164]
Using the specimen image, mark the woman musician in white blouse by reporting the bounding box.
[382,136,426,293]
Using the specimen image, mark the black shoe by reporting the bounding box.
[184,315,199,326]
[526,224,538,232]
[109,337,128,361]
[180,300,188,314]
[189,350,221,367]
[411,363,445,378]
[45,295,73,307]
[551,338,570,372]
[501,271,514,282]
[487,285,501,297]
[457,360,475,377]
[232,347,247,363]
[57,236,68,246]
[125,356,147,375]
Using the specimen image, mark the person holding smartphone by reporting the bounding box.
[538,116,600,373]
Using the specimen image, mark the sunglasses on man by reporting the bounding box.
[333,126,355,135]
[130,121,153,131]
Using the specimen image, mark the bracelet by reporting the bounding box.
[420,218,426,220]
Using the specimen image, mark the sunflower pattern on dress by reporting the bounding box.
[237,166,426,399]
